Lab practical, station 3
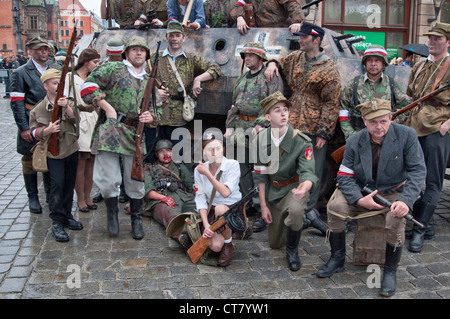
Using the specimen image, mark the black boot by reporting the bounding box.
[380,244,402,297]
[286,228,302,271]
[405,216,435,240]
[104,197,119,237]
[252,215,267,232]
[316,231,346,278]
[130,198,144,240]
[23,174,42,214]
[51,221,69,242]
[304,208,327,236]
[408,202,436,253]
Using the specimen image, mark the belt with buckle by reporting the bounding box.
[269,175,299,188]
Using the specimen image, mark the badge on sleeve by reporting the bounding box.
[193,183,203,195]
[305,147,313,161]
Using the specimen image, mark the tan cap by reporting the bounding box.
[261,91,292,115]
[40,68,61,84]
[26,37,51,50]
[423,21,450,38]
[356,98,391,120]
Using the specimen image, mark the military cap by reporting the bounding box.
[26,37,51,50]
[362,44,389,66]
[356,98,391,120]
[423,21,450,39]
[155,139,173,152]
[122,36,150,59]
[293,22,325,40]
[40,68,61,84]
[167,21,185,35]
[240,42,268,61]
[261,91,292,115]
[106,38,125,55]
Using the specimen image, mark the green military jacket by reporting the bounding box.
[144,161,195,211]
[252,124,318,203]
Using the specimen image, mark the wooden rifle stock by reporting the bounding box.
[331,81,450,164]
[131,41,161,182]
[48,26,77,157]
[182,0,195,26]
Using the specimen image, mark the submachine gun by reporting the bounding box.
[124,9,159,29]
[187,187,259,264]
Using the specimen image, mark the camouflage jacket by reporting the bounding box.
[204,0,235,28]
[108,0,166,27]
[152,49,221,126]
[230,0,305,27]
[276,51,341,141]
[144,161,195,211]
[339,73,411,140]
[82,61,154,156]
[226,65,283,130]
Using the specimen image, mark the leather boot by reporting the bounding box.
[104,197,119,237]
[405,216,434,240]
[130,198,144,240]
[316,231,346,278]
[286,228,302,271]
[304,208,327,236]
[252,215,267,232]
[218,242,234,267]
[380,244,402,297]
[23,173,42,214]
[408,202,436,253]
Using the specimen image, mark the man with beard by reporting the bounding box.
[81,36,157,240]
[338,45,411,140]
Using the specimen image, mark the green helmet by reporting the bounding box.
[155,139,173,152]
[362,44,389,66]
[240,42,268,61]
[122,36,150,59]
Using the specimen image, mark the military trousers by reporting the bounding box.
[327,189,406,246]
[267,190,309,249]
[151,201,196,228]
[93,151,145,200]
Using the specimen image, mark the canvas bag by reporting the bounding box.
[167,56,196,122]
[31,137,49,173]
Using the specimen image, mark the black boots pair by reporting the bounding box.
[104,197,144,239]
[24,173,50,214]
[316,231,403,297]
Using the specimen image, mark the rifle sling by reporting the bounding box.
[431,57,450,92]
[207,170,223,214]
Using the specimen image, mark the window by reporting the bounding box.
[30,16,38,30]
[442,0,450,23]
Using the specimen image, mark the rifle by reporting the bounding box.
[131,40,161,182]
[48,24,77,157]
[187,187,259,264]
[361,186,424,228]
[331,81,450,164]
[182,0,195,26]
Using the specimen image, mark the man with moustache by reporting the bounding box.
[81,36,157,240]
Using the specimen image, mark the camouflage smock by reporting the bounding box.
[277,51,341,141]
[152,50,221,127]
[226,65,283,130]
[204,0,235,28]
[107,0,167,27]
[339,73,411,140]
[230,0,305,27]
[81,61,149,156]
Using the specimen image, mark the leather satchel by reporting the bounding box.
[31,138,49,173]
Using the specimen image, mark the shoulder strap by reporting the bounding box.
[207,170,223,214]
[431,57,450,92]
[167,56,187,97]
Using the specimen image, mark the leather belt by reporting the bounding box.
[25,103,34,110]
[169,94,184,102]
[269,175,299,188]
[238,114,258,122]
[378,180,406,195]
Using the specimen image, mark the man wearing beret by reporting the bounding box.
[316,98,426,297]
[404,21,450,253]
[10,37,52,215]
[252,91,318,272]
[265,22,341,233]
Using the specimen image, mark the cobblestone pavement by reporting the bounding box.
[0,87,449,300]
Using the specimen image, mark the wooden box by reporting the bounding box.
[352,214,386,266]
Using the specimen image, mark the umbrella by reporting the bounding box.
[400,43,429,57]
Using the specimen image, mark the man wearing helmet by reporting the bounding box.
[143,139,195,248]
[339,44,411,140]
[82,36,160,240]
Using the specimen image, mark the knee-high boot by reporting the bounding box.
[316,231,346,278]
[286,228,302,271]
[380,244,402,297]
[408,201,436,253]
[104,197,119,237]
[24,173,42,214]
[130,198,144,240]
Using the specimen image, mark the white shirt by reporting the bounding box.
[194,157,242,211]
[32,58,48,75]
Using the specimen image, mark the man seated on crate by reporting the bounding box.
[316,98,426,297]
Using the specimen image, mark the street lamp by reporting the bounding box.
[12,4,23,54]
[428,0,445,22]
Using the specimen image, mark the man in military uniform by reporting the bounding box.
[143,139,196,246]
[81,36,157,240]
[101,0,167,28]
[230,0,305,35]
[404,21,450,253]
[224,42,283,232]
[10,37,52,214]
[265,23,341,233]
[252,91,318,271]
[339,45,411,140]
[317,99,426,297]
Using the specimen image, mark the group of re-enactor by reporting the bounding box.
[9,0,450,298]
